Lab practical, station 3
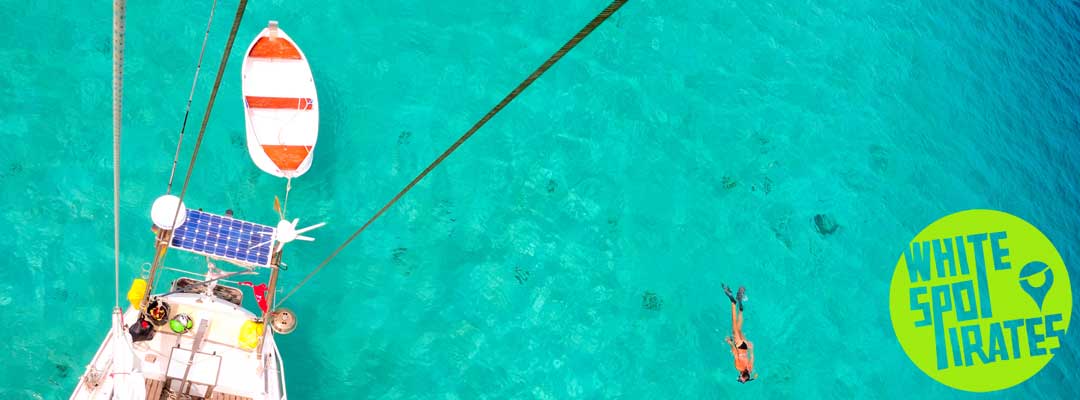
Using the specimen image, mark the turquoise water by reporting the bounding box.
[2,0,1079,398]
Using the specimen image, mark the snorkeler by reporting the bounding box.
[724,284,757,383]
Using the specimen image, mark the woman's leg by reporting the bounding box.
[724,284,745,342]
[731,301,746,343]
[736,309,744,337]
[730,301,739,335]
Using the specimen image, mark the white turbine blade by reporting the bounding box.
[295,235,315,242]
[291,218,300,227]
[294,222,326,235]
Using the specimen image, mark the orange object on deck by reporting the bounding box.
[262,145,310,171]
[246,96,313,110]
[249,37,302,59]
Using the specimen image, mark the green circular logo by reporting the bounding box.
[889,209,1072,392]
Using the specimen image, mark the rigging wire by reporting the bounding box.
[112,0,126,310]
[166,0,219,194]
[173,0,249,217]
[155,0,250,282]
[275,0,629,307]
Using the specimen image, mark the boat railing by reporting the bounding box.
[71,326,115,399]
[158,265,247,285]
[276,347,288,400]
[262,335,288,399]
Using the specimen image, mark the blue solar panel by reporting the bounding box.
[169,209,276,266]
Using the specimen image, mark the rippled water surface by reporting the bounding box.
[1,0,1079,398]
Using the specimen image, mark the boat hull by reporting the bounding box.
[241,21,319,179]
[70,293,286,400]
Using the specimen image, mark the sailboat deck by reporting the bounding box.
[131,294,271,397]
[212,393,255,400]
[145,378,164,399]
[145,378,254,400]
[63,292,287,400]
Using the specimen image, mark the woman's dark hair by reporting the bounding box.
[738,370,752,383]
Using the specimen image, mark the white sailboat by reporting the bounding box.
[70,279,290,400]
[73,0,627,397]
[72,2,316,398]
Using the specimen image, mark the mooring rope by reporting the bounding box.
[282,177,292,218]
[166,0,219,194]
[112,0,126,310]
[276,0,629,307]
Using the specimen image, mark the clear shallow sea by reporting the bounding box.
[1,0,1078,398]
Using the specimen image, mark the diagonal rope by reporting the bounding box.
[173,0,248,216]
[112,0,126,310]
[166,0,219,194]
[152,0,249,287]
[276,0,629,307]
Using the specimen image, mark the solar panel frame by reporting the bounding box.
[169,209,276,266]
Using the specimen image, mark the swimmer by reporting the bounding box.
[724,284,757,383]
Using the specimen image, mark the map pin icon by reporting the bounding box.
[1019,261,1054,311]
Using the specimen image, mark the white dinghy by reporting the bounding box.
[241,21,320,179]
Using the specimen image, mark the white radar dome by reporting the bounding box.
[150,195,187,230]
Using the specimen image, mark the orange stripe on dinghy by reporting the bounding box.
[249,37,302,59]
[246,96,313,110]
[262,145,310,171]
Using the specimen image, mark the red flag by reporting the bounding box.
[238,281,269,313]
